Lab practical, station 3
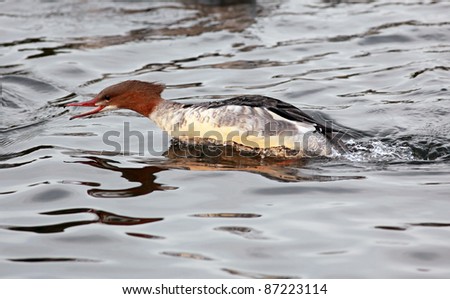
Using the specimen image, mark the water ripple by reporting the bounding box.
[191,213,261,218]
[214,226,269,240]
[9,257,99,263]
[6,208,163,234]
[161,251,214,261]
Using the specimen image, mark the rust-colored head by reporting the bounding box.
[67,80,165,119]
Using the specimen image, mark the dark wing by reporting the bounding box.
[201,96,317,122]
[198,95,327,133]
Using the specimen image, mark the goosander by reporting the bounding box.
[67,80,339,157]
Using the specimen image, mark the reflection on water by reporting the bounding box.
[68,156,175,198]
[0,142,363,198]
[0,0,260,62]
[7,208,163,234]
[376,222,450,232]
[63,144,365,198]
[9,257,99,263]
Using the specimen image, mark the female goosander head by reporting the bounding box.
[67,80,164,119]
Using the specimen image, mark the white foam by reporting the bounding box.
[343,139,415,162]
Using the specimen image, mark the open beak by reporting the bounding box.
[66,98,106,120]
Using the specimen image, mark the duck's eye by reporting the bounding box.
[103,95,111,101]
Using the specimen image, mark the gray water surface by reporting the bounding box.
[1,0,450,278]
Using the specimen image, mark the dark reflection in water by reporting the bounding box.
[375,222,450,232]
[3,0,260,62]
[0,142,363,198]
[7,208,163,234]
[0,145,54,162]
[159,142,364,181]
[374,225,408,231]
[69,156,176,198]
[126,232,164,240]
[9,257,99,263]
[67,143,364,198]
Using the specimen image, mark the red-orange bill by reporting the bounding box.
[66,98,105,120]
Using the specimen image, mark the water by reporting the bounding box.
[1,0,450,278]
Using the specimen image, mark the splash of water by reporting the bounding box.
[343,139,415,162]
